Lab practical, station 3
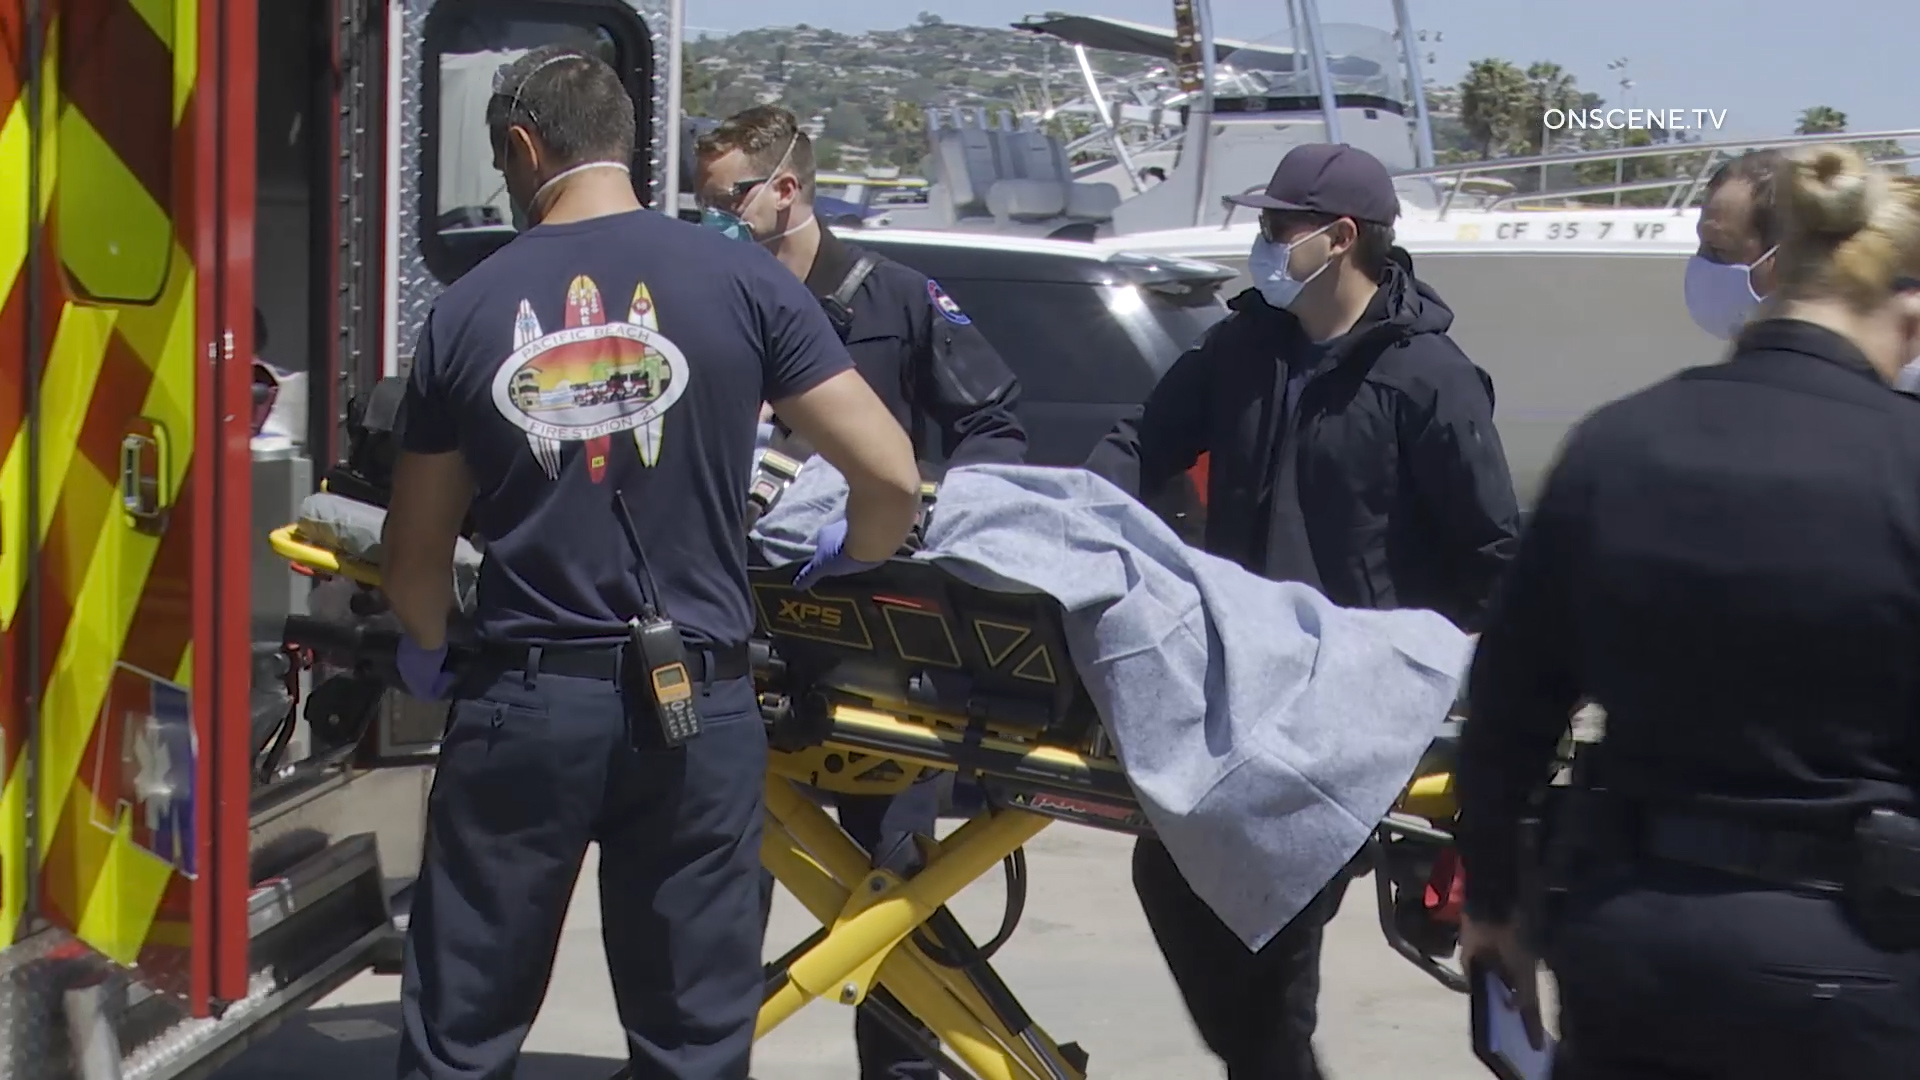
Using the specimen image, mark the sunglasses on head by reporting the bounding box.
[1896,275,1920,294]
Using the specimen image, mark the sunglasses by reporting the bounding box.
[1259,211,1350,245]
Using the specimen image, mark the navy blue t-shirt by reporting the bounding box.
[402,208,850,646]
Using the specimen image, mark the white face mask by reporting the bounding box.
[1247,224,1334,310]
[1683,246,1775,340]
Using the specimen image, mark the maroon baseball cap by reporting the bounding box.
[1227,143,1400,225]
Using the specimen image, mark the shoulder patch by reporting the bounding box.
[927,279,971,325]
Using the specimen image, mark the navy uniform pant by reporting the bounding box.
[1131,836,1351,1080]
[1546,862,1920,1079]
[397,666,768,1080]
[756,778,943,1080]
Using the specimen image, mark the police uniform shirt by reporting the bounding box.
[800,227,1026,467]
[402,208,851,647]
[1457,318,1920,922]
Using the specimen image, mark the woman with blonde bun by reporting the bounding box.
[1453,143,1920,1080]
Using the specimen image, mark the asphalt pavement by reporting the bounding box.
[212,825,1499,1080]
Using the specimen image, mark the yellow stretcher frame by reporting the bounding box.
[269,524,1463,1080]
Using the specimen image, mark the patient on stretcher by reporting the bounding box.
[276,442,1471,958]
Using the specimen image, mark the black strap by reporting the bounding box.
[819,253,880,344]
[487,642,749,684]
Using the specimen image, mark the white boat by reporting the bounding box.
[858,2,1917,502]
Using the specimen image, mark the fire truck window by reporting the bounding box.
[434,25,619,237]
[425,6,651,280]
[56,0,176,304]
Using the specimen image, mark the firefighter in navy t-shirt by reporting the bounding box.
[378,47,922,1080]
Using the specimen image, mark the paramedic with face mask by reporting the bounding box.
[1085,142,1522,1080]
[1458,144,1920,1080]
[382,47,921,1080]
[1687,149,1784,339]
[694,104,1025,1080]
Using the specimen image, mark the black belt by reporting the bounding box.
[484,642,750,684]
[1639,809,1853,892]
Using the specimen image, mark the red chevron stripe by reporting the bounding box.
[0,271,23,465]
[32,333,150,690]
[60,0,174,209]
[73,331,156,482]
[118,470,192,678]
[0,0,25,119]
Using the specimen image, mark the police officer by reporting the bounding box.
[379,47,923,1080]
[1685,148,1784,339]
[1085,143,1521,1080]
[692,104,1027,1080]
[1456,144,1920,1079]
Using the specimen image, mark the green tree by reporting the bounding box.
[1796,105,1847,134]
[1797,104,1906,172]
[683,46,714,117]
[814,137,844,171]
[1457,58,1530,159]
[1521,62,1582,156]
[823,106,870,144]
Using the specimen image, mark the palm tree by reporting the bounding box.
[1523,62,1581,156]
[1457,58,1529,159]
[885,100,926,140]
[1795,105,1848,135]
[1794,105,1905,173]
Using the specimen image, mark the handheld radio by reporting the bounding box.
[611,488,702,750]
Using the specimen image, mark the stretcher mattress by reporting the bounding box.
[751,461,1472,950]
[296,491,484,611]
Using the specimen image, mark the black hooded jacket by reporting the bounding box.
[1086,257,1521,629]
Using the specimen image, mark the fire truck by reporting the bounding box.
[0,0,679,1073]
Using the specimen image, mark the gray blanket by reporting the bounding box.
[751,462,1471,950]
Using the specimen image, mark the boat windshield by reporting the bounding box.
[1214,23,1404,102]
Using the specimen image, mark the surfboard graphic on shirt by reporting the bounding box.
[491,276,691,482]
[566,277,615,483]
[513,300,563,479]
[629,283,663,466]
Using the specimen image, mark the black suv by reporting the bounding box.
[844,229,1234,538]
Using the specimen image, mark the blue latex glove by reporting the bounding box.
[397,636,455,701]
[793,518,886,591]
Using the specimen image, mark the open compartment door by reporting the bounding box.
[0,0,30,953]
[8,0,255,1016]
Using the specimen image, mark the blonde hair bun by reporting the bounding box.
[1786,145,1882,239]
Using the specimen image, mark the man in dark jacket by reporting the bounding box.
[1086,143,1521,1080]
[696,105,1026,1080]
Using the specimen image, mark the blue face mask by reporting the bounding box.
[701,207,753,242]
[700,133,800,243]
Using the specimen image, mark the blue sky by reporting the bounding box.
[686,0,1917,140]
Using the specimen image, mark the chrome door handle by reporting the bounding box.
[119,419,172,528]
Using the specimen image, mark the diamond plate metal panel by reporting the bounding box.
[395,0,674,362]
[0,923,285,1080]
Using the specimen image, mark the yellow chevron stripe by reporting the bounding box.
[0,97,28,321]
[75,777,175,966]
[0,745,22,947]
[57,106,173,304]
[128,0,172,50]
[35,259,193,866]
[171,0,195,128]
[27,305,114,535]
